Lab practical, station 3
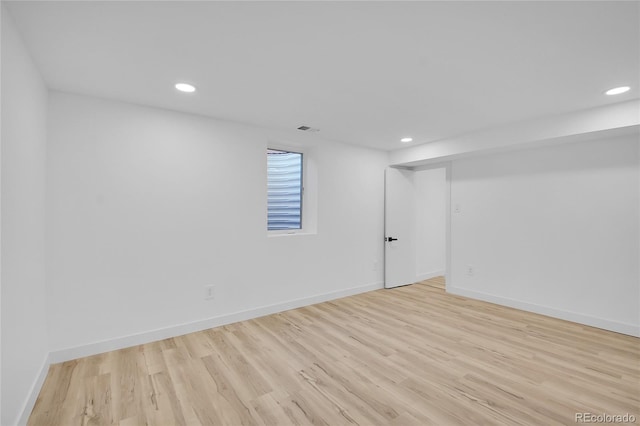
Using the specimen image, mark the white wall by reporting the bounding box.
[46,92,388,357]
[1,7,50,425]
[414,167,447,280]
[449,134,640,336]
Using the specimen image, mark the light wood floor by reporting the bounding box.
[29,277,639,425]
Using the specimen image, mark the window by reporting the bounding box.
[267,148,303,231]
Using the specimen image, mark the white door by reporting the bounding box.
[384,167,417,288]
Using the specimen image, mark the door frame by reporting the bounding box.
[412,162,452,289]
[385,161,452,290]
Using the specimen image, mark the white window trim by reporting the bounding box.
[267,142,317,237]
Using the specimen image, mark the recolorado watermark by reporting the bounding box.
[575,413,636,423]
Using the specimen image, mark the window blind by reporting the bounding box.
[267,150,303,230]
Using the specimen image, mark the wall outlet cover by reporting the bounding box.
[204,285,215,300]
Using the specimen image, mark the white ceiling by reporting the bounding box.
[5,1,639,151]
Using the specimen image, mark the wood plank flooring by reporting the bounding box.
[29,277,640,425]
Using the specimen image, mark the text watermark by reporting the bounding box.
[575,413,637,423]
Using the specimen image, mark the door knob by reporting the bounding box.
[385,237,398,242]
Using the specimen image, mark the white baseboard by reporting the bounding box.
[50,281,384,364]
[416,270,446,282]
[17,354,50,426]
[447,286,640,337]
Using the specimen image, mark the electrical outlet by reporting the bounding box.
[204,285,215,300]
[466,265,475,276]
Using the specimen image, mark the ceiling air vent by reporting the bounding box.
[297,125,320,133]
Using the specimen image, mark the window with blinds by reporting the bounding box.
[267,149,303,231]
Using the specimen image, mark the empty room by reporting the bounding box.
[1,1,639,425]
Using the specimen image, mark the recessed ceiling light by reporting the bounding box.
[175,83,196,93]
[605,86,630,95]
[400,137,413,143]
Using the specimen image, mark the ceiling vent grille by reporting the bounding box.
[297,125,320,133]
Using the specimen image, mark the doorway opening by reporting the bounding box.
[384,163,450,289]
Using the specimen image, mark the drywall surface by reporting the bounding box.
[1,7,50,425]
[415,167,447,280]
[46,92,388,354]
[449,134,639,335]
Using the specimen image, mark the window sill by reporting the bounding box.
[267,231,317,238]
